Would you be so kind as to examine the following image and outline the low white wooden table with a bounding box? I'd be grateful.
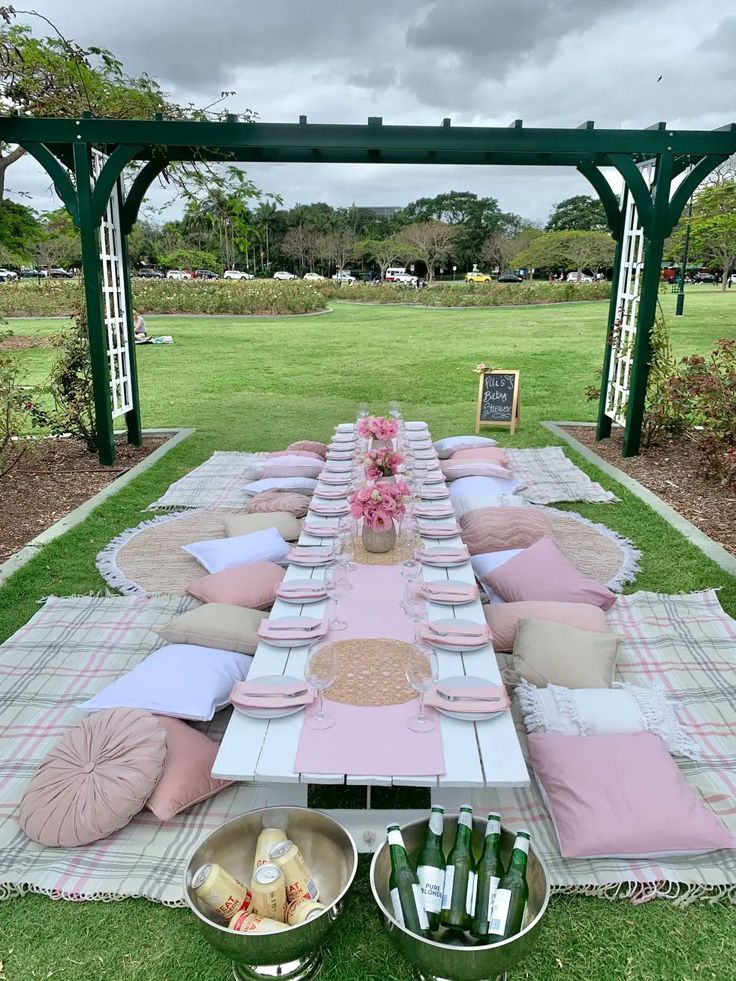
[213,424,529,850]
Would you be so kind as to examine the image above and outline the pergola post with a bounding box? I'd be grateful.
[116,182,142,446]
[596,199,626,440]
[72,141,116,466]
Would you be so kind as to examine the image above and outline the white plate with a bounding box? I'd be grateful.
[259,617,327,648]
[289,552,335,567]
[276,578,328,604]
[433,675,507,722]
[420,553,470,568]
[324,461,352,472]
[424,621,489,652]
[421,579,476,605]
[423,472,444,484]
[233,675,309,720]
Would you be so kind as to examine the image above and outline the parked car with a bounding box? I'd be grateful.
[49,267,74,278]
[137,267,164,279]
[0,268,18,282]
[195,268,219,280]
[166,269,192,280]
[303,272,326,281]
[497,272,523,283]
[223,269,254,280]
[692,271,716,284]
[273,270,297,281]
[391,272,418,286]
[384,266,409,282]
[566,272,594,283]
[19,267,39,279]
[332,270,357,283]
[465,271,491,283]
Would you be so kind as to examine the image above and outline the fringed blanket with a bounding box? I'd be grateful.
[507,446,617,504]
[146,451,267,511]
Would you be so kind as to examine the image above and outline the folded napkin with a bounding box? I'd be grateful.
[415,504,456,519]
[319,472,350,485]
[405,421,428,431]
[418,521,461,538]
[332,432,357,442]
[276,582,328,600]
[257,616,327,641]
[419,546,471,565]
[424,682,509,714]
[230,679,316,710]
[420,487,450,500]
[410,440,433,450]
[418,582,478,603]
[326,450,354,460]
[288,546,334,565]
[309,502,350,516]
[302,522,340,537]
[335,423,355,433]
[419,621,490,648]
[423,472,444,484]
[323,461,352,472]
[414,449,438,459]
[315,487,348,500]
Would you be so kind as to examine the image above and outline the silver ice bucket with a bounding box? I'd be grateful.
[184,805,358,980]
[370,815,550,981]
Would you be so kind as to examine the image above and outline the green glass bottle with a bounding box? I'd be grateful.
[440,805,475,931]
[386,824,430,938]
[416,806,446,931]
[488,830,530,942]
[469,812,504,940]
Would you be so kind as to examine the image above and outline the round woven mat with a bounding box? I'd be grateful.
[544,510,624,584]
[314,638,419,706]
[353,539,401,566]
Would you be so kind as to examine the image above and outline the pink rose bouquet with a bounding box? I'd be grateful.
[356,415,399,440]
[349,479,411,531]
[363,447,405,480]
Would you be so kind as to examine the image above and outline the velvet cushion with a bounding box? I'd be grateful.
[224,512,302,541]
[249,492,310,518]
[486,536,617,610]
[146,716,232,821]
[19,708,167,847]
[183,526,290,574]
[471,549,522,602]
[459,507,550,554]
[156,603,267,655]
[484,600,610,652]
[269,449,324,461]
[433,435,498,458]
[186,560,285,610]
[440,460,514,482]
[509,618,620,688]
[448,447,510,465]
[260,457,323,480]
[288,440,328,457]
[244,477,318,497]
[528,732,736,858]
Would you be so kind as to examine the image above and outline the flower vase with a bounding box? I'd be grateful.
[362,521,397,553]
[371,438,392,450]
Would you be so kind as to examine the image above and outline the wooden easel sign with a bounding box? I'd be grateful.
[475,370,521,434]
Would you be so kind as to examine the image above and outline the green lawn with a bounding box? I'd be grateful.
[0,290,735,981]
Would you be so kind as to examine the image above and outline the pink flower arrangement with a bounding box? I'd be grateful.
[363,447,405,480]
[349,479,411,531]
[356,415,399,440]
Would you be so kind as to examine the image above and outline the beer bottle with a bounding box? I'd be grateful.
[469,812,504,940]
[415,805,446,931]
[440,805,475,931]
[488,830,530,942]
[386,824,430,938]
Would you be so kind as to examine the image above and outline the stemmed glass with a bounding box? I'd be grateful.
[399,516,422,582]
[401,582,427,642]
[413,461,428,500]
[356,402,369,423]
[406,645,439,733]
[305,643,339,730]
[337,517,357,571]
[324,566,349,631]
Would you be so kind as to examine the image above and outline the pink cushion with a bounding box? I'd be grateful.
[186,560,285,609]
[261,458,323,480]
[269,449,324,461]
[449,447,510,465]
[19,708,167,847]
[249,492,310,517]
[146,716,232,821]
[459,507,550,555]
[288,440,328,458]
[529,732,736,858]
[486,536,617,610]
[485,601,609,652]
[440,460,514,482]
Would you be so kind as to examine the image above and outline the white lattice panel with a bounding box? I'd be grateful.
[92,149,132,419]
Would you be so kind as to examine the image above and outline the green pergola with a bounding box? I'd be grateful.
[2,112,734,464]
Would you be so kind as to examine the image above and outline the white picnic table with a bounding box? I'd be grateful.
[213,423,529,850]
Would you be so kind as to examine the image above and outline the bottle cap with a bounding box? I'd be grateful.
[254,864,282,886]
[487,812,501,822]
[430,805,445,813]
[459,804,473,812]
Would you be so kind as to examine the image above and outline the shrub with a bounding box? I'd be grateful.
[0,327,33,477]
[325,280,611,306]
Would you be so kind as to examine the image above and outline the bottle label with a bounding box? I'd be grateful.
[485,876,501,925]
[413,884,430,930]
[488,887,511,936]
[515,835,530,855]
[458,810,473,829]
[390,887,405,926]
[429,810,444,836]
[485,818,501,837]
[465,871,478,917]
[417,865,444,914]
[441,865,454,909]
[387,829,403,848]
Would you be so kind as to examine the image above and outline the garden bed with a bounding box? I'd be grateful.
[0,435,165,563]
[565,426,736,557]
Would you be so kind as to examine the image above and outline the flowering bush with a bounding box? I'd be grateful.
[323,280,611,307]
[349,479,411,530]
[356,415,398,440]
[362,447,404,479]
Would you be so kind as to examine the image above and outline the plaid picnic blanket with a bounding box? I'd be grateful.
[495,589,736,904]
[507,446,617,504]
[0,595,265,905]
[146,451,268,511]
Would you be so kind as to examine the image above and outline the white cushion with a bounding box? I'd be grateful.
[448,475,524,498]
[184,527,290,573]
[244,477,318,497]
[471,549,523,602]
[79,644,251,721]
[451,493,527,520]
[261,456,323,480]
[433,435,498,458]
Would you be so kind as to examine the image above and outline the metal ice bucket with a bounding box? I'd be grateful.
[370,815,550,981]
[184,805,358,981]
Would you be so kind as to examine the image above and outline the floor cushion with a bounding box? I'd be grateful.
[486,536,617,610]
[508,618,620,688]
[471,549,523,602]
[269,449,324,461]
[460,507,550,554]
[18,708,167,847]
[249,492,311,518]
[146,716,232,821]
[288,440,328,457]
[245,477,318,497]
[528,732,736,858]
[78,644,252,722]
[451,493,527,520]
[260,457,323,480]
[448,447,510,465]
[224,512,302,542]
[433,435,498,458]
[449,475,525,499]
[440,460,514,482]
[184,526,290,574]
[186,560,285,610]
[484,600,609,652]
[156,603,267,655]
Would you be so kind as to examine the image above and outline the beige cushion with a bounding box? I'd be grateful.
[459,507,549,555]
[224,512,302,542]
[157,603,266,654]
[507,618,620,689]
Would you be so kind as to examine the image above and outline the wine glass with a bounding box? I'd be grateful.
[401,582,427,635]
[324,566,349,631]
[413,461,428,497]
[337,517,357,571]
[305,643,339,730]
[356,402,369,422]
[406,645,439,733]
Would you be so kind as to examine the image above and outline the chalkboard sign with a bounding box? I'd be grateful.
[475,370,520,434]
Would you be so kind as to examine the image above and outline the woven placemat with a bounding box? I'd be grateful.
[314,638,419,706]
[353,538,402,566]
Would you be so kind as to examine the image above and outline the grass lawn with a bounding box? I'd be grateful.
[0,289,735,980]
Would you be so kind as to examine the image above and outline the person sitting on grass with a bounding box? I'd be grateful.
[133,310,173,345]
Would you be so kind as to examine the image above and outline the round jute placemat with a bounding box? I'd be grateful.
[314,638,420,706]
[353,539,402,566]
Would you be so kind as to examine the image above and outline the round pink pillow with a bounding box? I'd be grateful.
[287,440,328,458]
[19,708,167,847]
[249,491,311,517]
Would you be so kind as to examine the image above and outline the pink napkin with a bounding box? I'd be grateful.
[420,487,450,500]
[414,504,455,519]
[288,546,334,565]
[424,684,509,714]
[276,582,327,600]
[302,522,340,537]
[332,432,356,443]
[326,451,353,460]
[419,621,490,648]
[309,502,349,516]
[423,473,445,485]
[315,487,348,500]
[323,462,351,473]
[414,449,438,459]
[230,680,315,710]
[419,546,470,565]
[319,473,350,485]
[258,616,327,642]
[418,582,478,603]
[418,521,461,538]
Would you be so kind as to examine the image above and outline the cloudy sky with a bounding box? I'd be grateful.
[7,0,735,224]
